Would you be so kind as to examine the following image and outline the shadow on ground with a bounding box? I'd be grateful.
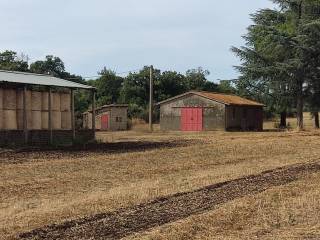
[0,140,195,164]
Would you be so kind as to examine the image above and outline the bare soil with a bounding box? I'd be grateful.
[0,140,194,164]
[19,162,320,240]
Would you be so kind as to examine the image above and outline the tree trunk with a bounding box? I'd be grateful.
[314,112,319,129]
[280,111,287,128]
[296,83,304,131]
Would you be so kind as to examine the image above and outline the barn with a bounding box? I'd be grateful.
[0,70,96,146]
[158,91,264,131]
[83,104,128,131]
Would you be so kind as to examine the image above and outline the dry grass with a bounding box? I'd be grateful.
[264,112,316,130]
[1,115,320,239]
[125,173,320,240]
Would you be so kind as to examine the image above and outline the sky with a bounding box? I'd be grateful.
[0,0,275,82]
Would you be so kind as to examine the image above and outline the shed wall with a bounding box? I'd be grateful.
[109,107,128,131]
[83,107,128,131]
[225,105,263,131]
[160,95,226,131]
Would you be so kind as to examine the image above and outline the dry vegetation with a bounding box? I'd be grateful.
[1,114,320,239]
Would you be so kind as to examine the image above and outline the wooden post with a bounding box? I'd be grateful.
[23,85,28,145]
[48,88,53,144]
[92,90,96,139]
[71,89,76,141]
[149,65,153,132]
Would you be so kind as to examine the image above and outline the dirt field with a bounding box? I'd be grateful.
[1,116,320,239]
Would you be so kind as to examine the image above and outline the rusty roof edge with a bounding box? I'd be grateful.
[198,92,265,107]
[156,91,264,107]
[193,91,231,106]
[156,91,199,106]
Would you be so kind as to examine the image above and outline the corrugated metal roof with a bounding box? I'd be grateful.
[0,70,94,89]
[157,91,264,106]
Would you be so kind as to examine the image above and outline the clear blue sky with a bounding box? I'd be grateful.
[0,0,275,82]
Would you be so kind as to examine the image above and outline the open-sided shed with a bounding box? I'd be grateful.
[0,70,96,145]
[157,91,264,131]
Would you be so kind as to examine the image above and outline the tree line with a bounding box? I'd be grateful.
[232,0,320,129]
[0,50,235,121]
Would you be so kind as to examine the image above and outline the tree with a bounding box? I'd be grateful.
[94,68,124,106]
[30,55,85,84]
[232,0,320,130]
[217,80,236,94]
[185,67,211,90]
[0,50,29,71]
[157,71,187,101]
[30,55,65,76]
[119,66,161,120]
[232,8,296,128]
[270,0,320,130]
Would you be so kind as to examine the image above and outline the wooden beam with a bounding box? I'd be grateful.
[71,89,75,141]
[48,88,53,144]
[23,85,28,145]
[92,90,96,139]
[149,65,153,132]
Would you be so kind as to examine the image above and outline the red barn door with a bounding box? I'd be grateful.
[101,114,109,130]
[181,108,203,131]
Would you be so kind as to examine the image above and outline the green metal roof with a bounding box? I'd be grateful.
[0,70,94,89]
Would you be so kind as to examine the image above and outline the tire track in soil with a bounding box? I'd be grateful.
[19,162,320,240]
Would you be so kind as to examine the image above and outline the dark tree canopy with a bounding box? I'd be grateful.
[0,51,29,72]
[233,0,320,129]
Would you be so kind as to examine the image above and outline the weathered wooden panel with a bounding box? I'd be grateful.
[41,112,49,129]
[3,110,17,129]
[3,89,17,110]
[31,91,42,111]
[61,111,72,130]
[52,111,61,130]
[60,93,71,112]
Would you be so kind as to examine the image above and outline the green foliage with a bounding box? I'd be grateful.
[157,71,187,101]
[30,55,65,76]
[232,0,320,127]
[93,68,124,106]
[217,80,236,94]
[0,50,28,71]
[185,67,212,90]
[29,55,85,84]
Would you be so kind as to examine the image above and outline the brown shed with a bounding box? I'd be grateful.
[157,91,264,131]
[83,104,128,131]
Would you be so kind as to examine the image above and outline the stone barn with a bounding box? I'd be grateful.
[83,104,128,131]
[0,70,96,146]
[157,91,264,131]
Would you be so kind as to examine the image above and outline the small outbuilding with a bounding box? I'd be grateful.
[83,104,128,131]
[0,70,96,146]
[157,91,264,131]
